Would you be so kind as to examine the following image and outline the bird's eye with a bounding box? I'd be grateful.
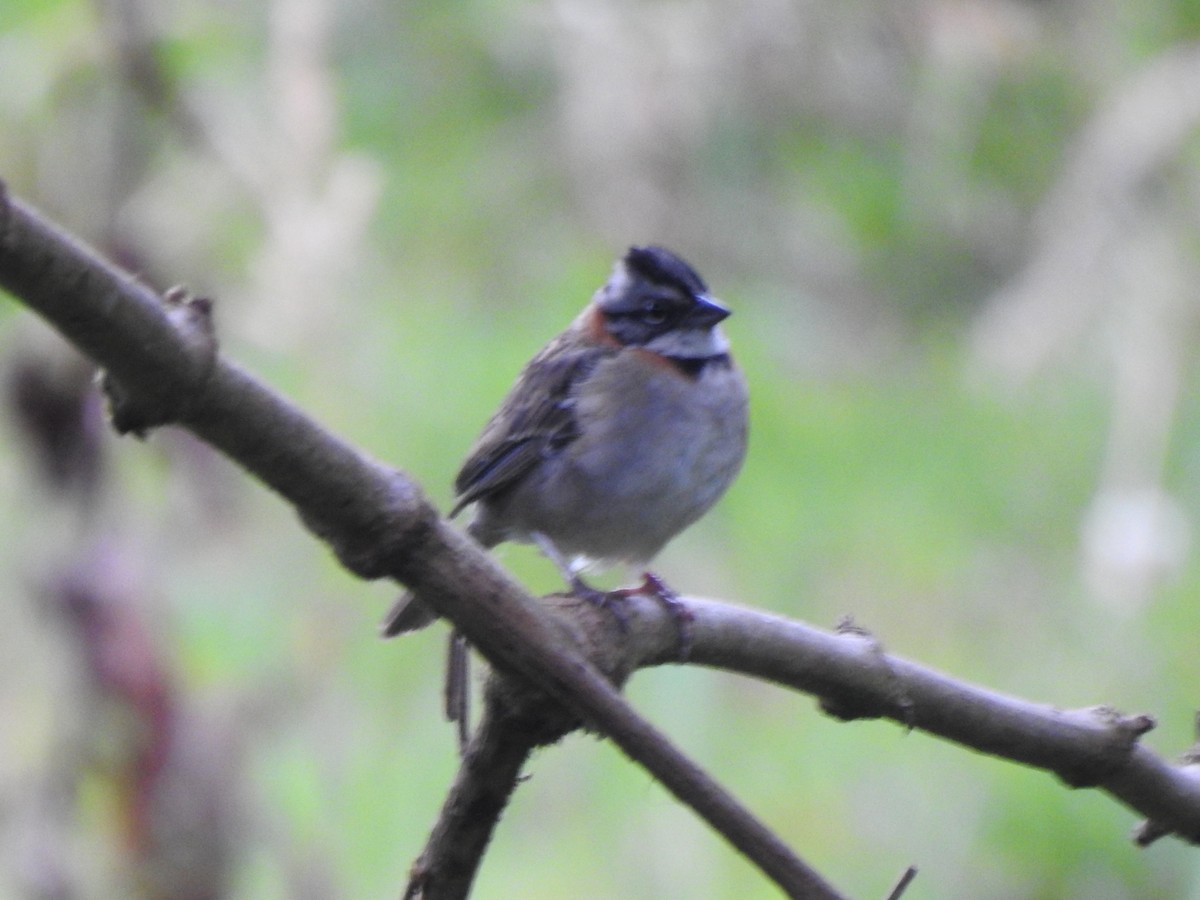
[641,300,669,325]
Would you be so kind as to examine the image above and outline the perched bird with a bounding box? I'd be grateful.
[381,245,748,637]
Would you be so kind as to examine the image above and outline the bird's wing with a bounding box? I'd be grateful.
[450,336,611,517]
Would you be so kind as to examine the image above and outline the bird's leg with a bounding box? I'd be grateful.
[529,530,589,590]
[532,532,630,631]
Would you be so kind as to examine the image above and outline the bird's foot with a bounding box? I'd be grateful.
[568,574,631,632]
[635,571,693,661]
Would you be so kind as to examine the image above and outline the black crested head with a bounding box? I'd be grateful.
[597,246,729,354]
[624,246,708,297]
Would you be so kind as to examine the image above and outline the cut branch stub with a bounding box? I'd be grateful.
[817,618,915,724]
[101,285,218,436]
[1051,707,1157,788]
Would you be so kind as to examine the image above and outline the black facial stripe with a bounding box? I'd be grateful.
[602,309,681,346]
[602,284,691,320]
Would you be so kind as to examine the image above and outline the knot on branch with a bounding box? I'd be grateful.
[298,470,441,581]
[819,617,914,725]
[296,468,441,580]
[1054,706,1156,788]
[1134,711,1200,847]
[1133,768,1200,848]
[101,285,217,436]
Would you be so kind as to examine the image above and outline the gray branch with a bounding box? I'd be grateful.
[619,590,1200,846]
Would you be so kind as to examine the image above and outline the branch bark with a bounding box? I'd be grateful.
[0,185,843,898]
[610,592,1200,845]
[405,594,620,899]
[404,584,1200,895]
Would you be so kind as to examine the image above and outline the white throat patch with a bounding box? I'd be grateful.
[644,325,730,359]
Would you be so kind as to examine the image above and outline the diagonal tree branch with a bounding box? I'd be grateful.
[0,184,843,899]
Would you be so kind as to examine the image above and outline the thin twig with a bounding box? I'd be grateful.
[882,865,918,900]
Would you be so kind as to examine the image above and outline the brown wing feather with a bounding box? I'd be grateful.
[450,332,612,517]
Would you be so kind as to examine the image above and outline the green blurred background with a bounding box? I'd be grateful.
[3,0,1200,897]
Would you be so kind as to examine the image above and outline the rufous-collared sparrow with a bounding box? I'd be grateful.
[381,245,748,636]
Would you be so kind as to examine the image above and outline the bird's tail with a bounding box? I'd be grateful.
[378,518,495,638]
[378,592,438,637]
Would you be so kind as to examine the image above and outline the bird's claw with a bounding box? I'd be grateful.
[569,575,631,632]
[564,570,693,660]
[637,571,693,661]
[599,572,694,660]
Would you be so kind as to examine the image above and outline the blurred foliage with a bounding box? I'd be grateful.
[4,0,1200,897]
